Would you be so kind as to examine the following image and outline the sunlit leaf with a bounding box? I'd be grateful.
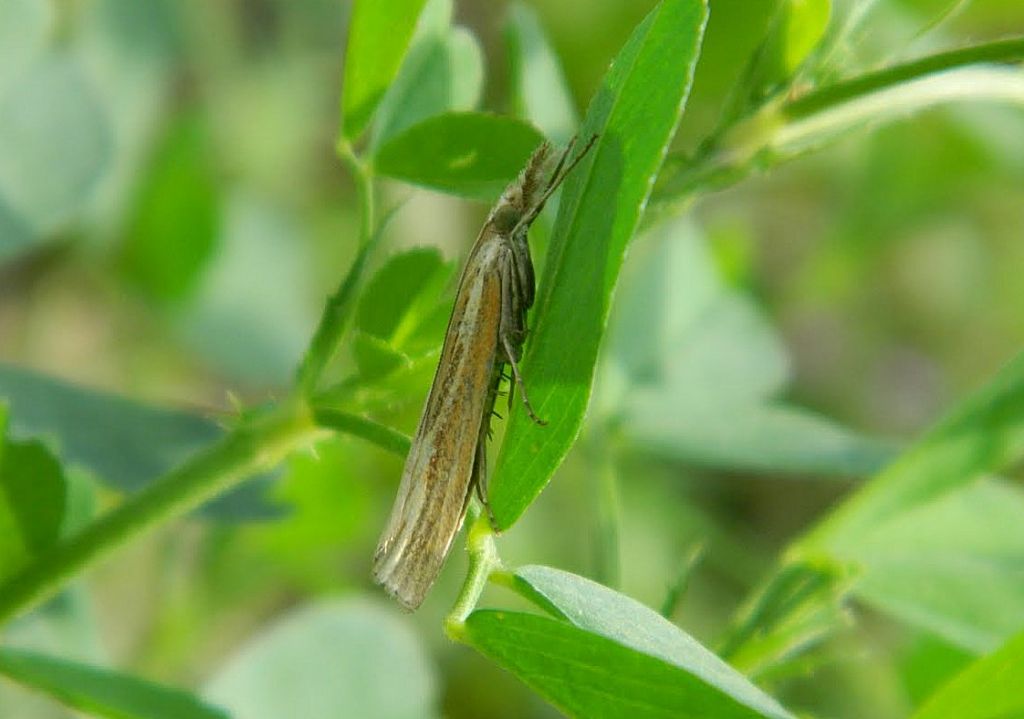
[490,0,709,529]
[375,112,544,200]
[340,0,428,141]
[464,565,795,719]
[911,628,1024,719]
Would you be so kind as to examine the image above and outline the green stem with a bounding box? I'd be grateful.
[295,140,377,396]
[445,507,502,640]
[788,36,1024,118]
[651,36,1024,215]
[311,405,411,456]
[0,402,321,625]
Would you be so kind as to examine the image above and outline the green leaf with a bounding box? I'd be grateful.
[356,248,454,350]
[624,403,896,478]
[352,332,412,381]
[465,565,794,719]
[489,0,709,529]
[801,349,1024,555]
[606,220,894,477]
[374,112,545,199]
[204,598,439,719]
[0,648,226,719]
[0,406,66,581]
[782,0,831,71]
[911,628,1024,719]
[370,21,484,152]
[119,112,220,303]
[506,2,578,145]
[0,54,112,239]
[340,0,428,141]
[850,478,1024,653]
[0,363,277,519]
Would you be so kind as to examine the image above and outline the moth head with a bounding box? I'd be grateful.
[489,142,555,233]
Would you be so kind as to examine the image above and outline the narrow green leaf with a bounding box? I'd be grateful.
[374,112,544,199]
[851,478,1024,653]
[912,628,1024,719]
[0,407,66,581]
[204,599,439,719]
[468,565,794,719]
[801,349,1024,555]
[0,648,227,719]
[0,363,277,519]
[506,2,578,145]
[489,0,709,529]
[340,0,428,141]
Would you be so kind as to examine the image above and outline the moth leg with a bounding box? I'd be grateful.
[471,422,497,527]
[499,257,547,426]
[472,366,503,529]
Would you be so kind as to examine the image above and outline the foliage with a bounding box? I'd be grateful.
[2,0,1024,717]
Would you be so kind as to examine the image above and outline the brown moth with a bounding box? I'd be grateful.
[373,135,597,610]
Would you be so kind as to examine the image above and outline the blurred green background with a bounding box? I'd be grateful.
[1,0,1024,717]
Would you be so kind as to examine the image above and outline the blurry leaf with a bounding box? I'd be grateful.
[0,0,51,93]
[490,0,709,529]
[0,363,278,520]
[375,112,545,199]
[465,565,794,719]
[801,349,1024,555]
[204,599,439,719]
[182,192,315,386]
[371,25,484,151]
[719,560,856,680]
[340,0,428,141]
[608,219,895,479]
[119,112,219,303]
[782,0,831,72]
[720,0,831,124]
[0,195,35,262]
[911,628,1024,719]
[352,247,454,381]
[506,2,578,145]
[0,648,227,719]
[625,403,897,478]
[0,55,112,238]
[899,633,973,707]
[851,478,1024,653]
[0,406,66,582]
[356,248,453,348]
[353,332,411,381]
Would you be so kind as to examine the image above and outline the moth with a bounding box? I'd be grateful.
[373,135,597,610]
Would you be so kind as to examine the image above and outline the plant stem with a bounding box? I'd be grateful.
[311,406,411,456]
[445,506,501,640]
[295,139,377,396]
[651,36,1024,215]
[0,402,322,625]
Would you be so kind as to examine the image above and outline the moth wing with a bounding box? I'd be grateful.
[372,241,504,610]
